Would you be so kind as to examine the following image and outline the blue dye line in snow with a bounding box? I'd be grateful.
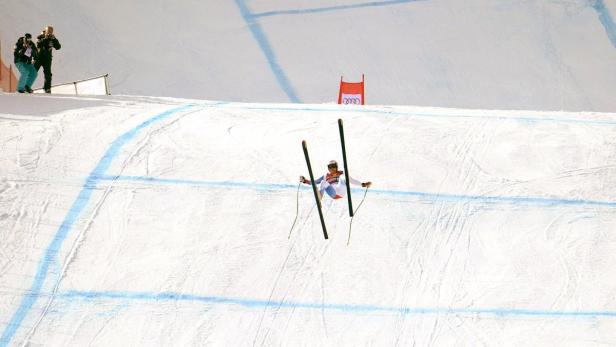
[234,0,300,103]
[216,104,616,126]
[95,175,616,208]
[0,104,195,347]
[591,0,616,48]
[253,0,422,18]
[60,289,616,318]
[97,175,296,191]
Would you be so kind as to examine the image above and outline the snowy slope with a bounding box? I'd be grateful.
[1,93,616,346]
[1,0,616,110]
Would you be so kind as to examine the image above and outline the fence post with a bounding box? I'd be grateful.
[104,74,110,95]
[74,81,78,95]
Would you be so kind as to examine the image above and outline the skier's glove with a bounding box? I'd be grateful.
[299,176,307,184]
[362,181,372,188]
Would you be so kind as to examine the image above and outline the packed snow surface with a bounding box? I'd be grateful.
[1,93,616,345]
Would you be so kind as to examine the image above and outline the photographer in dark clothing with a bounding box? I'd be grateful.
[35,26,61,93]
[13,33,38,93]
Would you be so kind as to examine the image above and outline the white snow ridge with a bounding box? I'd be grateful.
[2,1,616,346]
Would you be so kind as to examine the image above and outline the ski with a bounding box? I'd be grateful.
[338,119,354,217]
[302,140,329,239]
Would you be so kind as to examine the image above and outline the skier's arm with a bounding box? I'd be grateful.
[300,175,324,185]
[347,174,372,188]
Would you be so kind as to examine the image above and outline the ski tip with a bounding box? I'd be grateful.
[338,118,343,125]
[302,140,307,147]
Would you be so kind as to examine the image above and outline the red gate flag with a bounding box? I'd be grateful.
[338,74,365,105]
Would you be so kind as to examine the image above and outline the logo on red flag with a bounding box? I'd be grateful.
[338,74,365,105]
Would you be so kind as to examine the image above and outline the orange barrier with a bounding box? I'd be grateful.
[338,74,365,105]
[0,39,18,92]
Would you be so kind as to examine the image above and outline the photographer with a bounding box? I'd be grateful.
[13,33,38,93]
[35,26,61,93]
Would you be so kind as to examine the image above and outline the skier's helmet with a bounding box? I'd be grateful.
[328,160,338,169]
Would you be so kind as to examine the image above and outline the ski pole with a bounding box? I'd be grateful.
[347,186,370,245]
[288,182,301,239]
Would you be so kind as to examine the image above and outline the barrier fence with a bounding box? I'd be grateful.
[33,74,110,95]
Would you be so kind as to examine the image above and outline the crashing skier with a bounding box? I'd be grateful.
[300,160,371,200]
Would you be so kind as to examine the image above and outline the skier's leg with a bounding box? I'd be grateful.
[323,185,338,199]
[333,184,346,199]
[319,181,329,196]
[319,180,336,199]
